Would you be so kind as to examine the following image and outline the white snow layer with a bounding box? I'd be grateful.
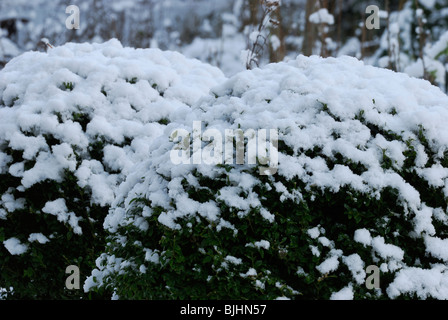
[0,38,224,187]
[3,39,448,300]
[309,8,335,25]
[42,198,82,235]
[88,53,448,300]
[3,237,28,255]
[330,283,354,300]
[27,233,50,244]
[0,39,225,241]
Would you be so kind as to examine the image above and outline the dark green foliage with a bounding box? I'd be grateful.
[61,82,75,91]
[0,101,117,299]
[0,170,111,299]
[91,130,448,299]
[126,77,138,84]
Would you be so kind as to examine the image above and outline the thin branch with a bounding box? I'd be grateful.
[246,0,280,70]
[386,0,393,70]
[414,0,428,80]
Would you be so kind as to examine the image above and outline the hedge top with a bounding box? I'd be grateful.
[89,53,448,299]
[0,39,225,207]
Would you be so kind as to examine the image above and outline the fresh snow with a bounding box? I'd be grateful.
[0,39,225,246]
[246,240,270,250]
[342,254,366,285]
[27,233,50,244]
[0,38,224,201]
[240,267,257,278]
[418,0,436,9]
[85,51,448,300]
[424,236,448,261]
[354,228,373,247]
[330,283,354,300]
[371,236,404,261]
[2,38,448,300]
[387,265,448,299]
[224,255,243,265]
[316,249,342,274]
[3,237,28,255]
[309,9,335,25]
[307,226,320,239]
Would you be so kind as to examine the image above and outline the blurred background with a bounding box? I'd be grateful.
[0,0,447,92]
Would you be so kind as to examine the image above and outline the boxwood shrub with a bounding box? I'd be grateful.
[0,39,224,299]
[86,55,448,300]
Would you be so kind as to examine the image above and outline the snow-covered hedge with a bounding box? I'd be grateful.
[86,55,448,300]
[0,39,224,298]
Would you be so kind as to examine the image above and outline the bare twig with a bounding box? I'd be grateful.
[40,38,54,50]
[336,0,342,55]
[319,0,329,57]
[414,0,429,80]
[386,0,393,70]
[361,9,366,59]
[246,0,280,70]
